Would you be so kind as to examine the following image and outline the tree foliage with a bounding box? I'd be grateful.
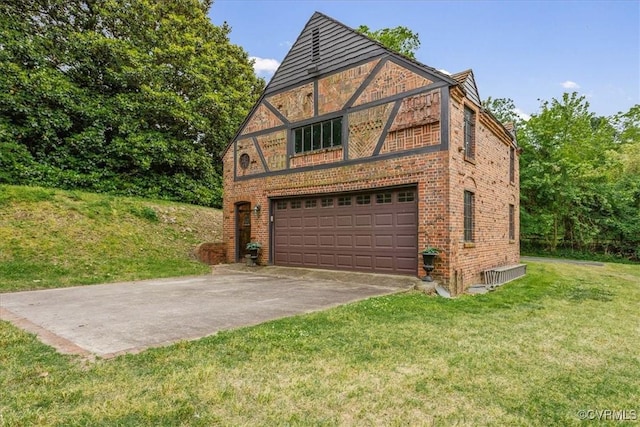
[356,25,420,59]
[0,0,263,207]
[485,94,640,259]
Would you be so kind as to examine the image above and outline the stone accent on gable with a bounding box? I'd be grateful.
[389,91,440,132]
[255,130,287,172]
[240,103,283,135]
[235,138,265,176]
[266,83,314,123]
[353,61,433,107]
[348,102,394,159]
[381,123,441,154]
[317,59,380,116]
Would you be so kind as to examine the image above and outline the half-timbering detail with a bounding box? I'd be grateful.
[240,103,284,135]
[266,82,315,123]
[348,102,394,159]
[223,12,521,296]
[255,130,287,172]
[389,91,440,132]
[381,123,441,154]
[235,138,265,176]
[317,59,380,115]
[353,60,433,107]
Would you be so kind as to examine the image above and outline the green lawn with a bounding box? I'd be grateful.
[0,185,220,292]
[1,261,638,426]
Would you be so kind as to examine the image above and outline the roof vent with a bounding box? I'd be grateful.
[312,28,320,62]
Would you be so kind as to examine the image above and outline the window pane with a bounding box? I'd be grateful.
[509,204,515,240]
[337,196,351,206]
[322,121,332,149]
[305,199,317,208]
[464,191,474,242]
[312,123,321,151]
[356,195,371,205]
[303,126,312,152]
[276,201,287,210]
[398,191,415,202]
[291,200,301,209]
[376,193,392,204]
[321,198,333,207]
[294,129,302,154]
[332,118,342,146]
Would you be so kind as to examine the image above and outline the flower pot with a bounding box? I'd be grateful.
[421,253,437,282]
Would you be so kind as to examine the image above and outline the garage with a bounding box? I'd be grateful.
[273,187,418,275]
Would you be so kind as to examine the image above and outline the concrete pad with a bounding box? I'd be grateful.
[0,266,412,358]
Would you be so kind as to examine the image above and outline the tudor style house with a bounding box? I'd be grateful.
[222,12,523,295]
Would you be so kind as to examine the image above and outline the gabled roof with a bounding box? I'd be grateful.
[264,11,457,95]
[452,69,480,106]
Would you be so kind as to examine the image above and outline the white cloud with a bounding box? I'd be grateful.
[250,57,280,77]
[514,108,531,122]
[561,80,580,89]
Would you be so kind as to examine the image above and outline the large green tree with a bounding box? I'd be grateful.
[0,0,263,206]
[485,94,640,258]
[356,25,420,59]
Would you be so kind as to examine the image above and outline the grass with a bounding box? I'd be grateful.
[0,184,221,292]
[1,261,639,425]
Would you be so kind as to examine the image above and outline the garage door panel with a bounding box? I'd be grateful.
[336,215,352,227]
[375,213,393,226]
[396,234,418,249]
[355,235,372,248]
[288,235,303,246]
[319,216,335,227]
[304,217,318,228]
[336,235,353,247]
[336,254,354,267]
[303,253,318,265]
[375,235,393,248]
[355,255,373,268]
[319,253,335,266]
[397,212,416,226]
[355,214,372,226]
[288,217,303,228]
[273,187,417,275]
[319,235,335,246]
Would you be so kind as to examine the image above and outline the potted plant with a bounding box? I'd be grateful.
[246,241,262,265]
[420,247,439,282]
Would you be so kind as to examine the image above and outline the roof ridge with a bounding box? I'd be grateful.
[310,11,457,85]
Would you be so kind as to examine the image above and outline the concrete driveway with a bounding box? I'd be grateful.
[0,265,415,358]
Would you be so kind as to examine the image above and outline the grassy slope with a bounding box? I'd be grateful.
[1,261,639,426]
[0,185,221,292]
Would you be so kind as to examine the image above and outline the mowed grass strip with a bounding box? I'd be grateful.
[1,261,638,426]
[0,185,221,292]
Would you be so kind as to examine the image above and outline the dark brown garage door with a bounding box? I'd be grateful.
[273,187,418,275]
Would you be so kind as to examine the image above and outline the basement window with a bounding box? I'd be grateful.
[293,117,342,155]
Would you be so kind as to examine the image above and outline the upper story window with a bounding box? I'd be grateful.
[463,106,476,161]
[293,117,342,155]
[509,146,515,183]
[509,204,515,241]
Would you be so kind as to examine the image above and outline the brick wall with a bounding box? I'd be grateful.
[446,89,520,294]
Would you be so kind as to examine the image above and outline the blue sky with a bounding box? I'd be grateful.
[209,0,639,119]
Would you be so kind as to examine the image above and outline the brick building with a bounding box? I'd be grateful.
[222,12,522,295]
